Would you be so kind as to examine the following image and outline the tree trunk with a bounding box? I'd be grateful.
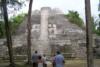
[1,0,15,67]
[85,0,94,67]
[27,0,33,64]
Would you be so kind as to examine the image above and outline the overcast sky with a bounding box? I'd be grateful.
[22,0,99,21]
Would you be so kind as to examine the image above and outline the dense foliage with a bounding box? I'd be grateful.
[96,3,100,35]
[92,16,100,36]
[0,0,26,38]
[65,10,100,36]
[10,14,26,34]
[96,22,100,36]
[91,17,97,33]
[64,10,84,27]
[0,14,26,38]
[0,21,5,38]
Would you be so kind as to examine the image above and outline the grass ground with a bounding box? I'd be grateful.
[0,59,100,67]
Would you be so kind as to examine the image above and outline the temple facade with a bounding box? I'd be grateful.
[30,7,86,58]
[0,7,88,58]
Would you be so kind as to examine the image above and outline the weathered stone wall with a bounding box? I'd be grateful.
[1,7,100,59]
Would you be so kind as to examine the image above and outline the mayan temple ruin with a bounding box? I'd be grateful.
[1,7,96,58]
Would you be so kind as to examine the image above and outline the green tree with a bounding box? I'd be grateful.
[10,14,25,34]
[1,0,26,67]
[0,14,26,38]
[65,10,84,27]
[1,0,15,67]
[96,22,100,35]
[0,0,25,38]
[91,8,100,36]
[91,17,96,33]
[91,16,100,36]
[97,1,100,35]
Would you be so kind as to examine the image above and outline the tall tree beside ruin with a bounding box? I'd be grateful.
[27,0,33,64]
[85,0,94,67]
[1,0,15,67]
